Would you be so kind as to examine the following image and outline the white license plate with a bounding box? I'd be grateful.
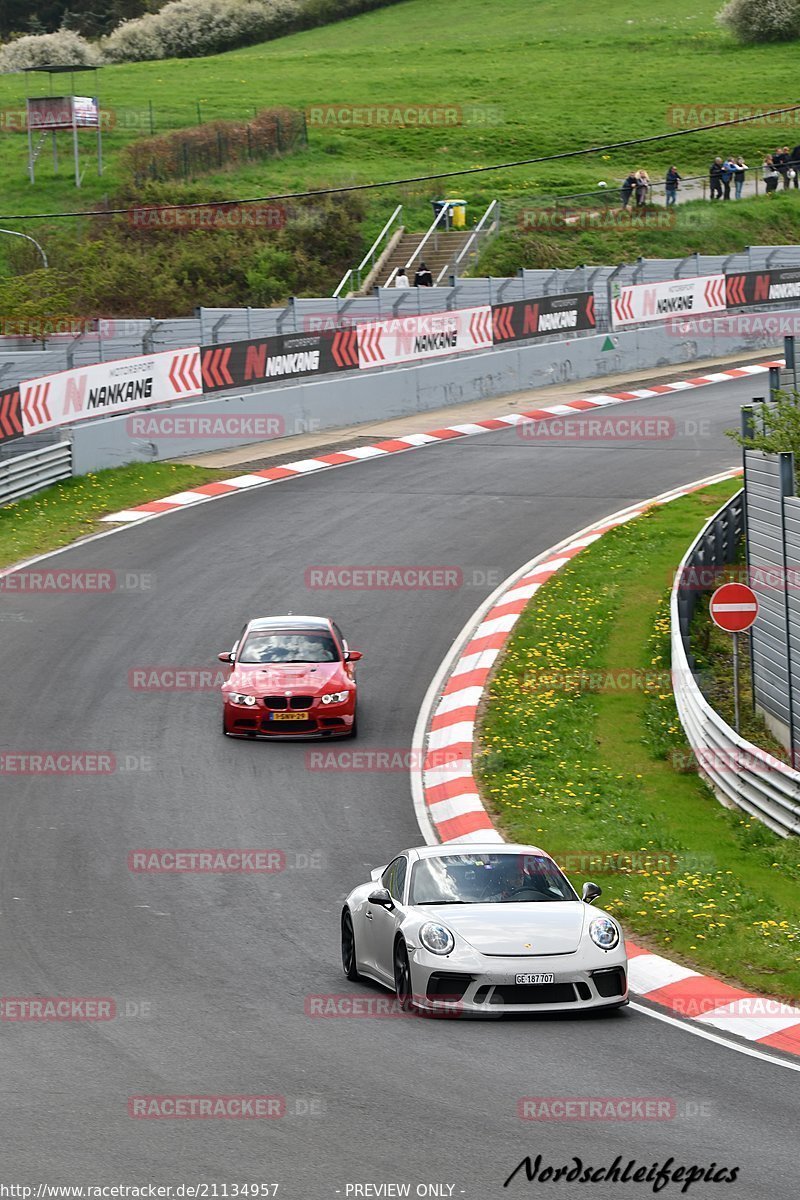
[515,973,555,985]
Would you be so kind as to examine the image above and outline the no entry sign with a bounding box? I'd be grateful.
[709,582,759,633]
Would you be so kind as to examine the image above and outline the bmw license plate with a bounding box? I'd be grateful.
[515,973,555,985]
[270,712,307,721]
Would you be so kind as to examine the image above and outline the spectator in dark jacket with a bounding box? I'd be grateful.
[773,146,789,188]
[721,157,736,200]
[414,261,433,287]
[620,172,636,208]
[665,166,682,206]
[791,144,800,189]
[709,157,724,200]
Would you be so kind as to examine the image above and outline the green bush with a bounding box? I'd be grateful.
[717,0,800,43]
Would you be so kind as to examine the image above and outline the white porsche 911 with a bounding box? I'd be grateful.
[341,844,628,1016]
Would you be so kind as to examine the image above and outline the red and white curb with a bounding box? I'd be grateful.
[410,468,800,1061]
[100,360,779,524]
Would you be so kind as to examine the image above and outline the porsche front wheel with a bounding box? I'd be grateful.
[341,909,361,981]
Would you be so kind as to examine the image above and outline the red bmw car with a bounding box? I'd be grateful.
[218,615,361,739]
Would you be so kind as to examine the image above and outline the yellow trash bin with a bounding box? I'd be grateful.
[448,199,467,228]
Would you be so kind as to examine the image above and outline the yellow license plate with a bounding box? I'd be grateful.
[270,712,307,721]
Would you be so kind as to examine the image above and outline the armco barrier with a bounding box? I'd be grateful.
[0,440,71,505]
[672,490,800,837]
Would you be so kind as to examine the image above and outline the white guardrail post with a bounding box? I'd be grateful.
[671,489,800,836]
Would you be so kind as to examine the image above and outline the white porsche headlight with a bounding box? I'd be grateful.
[419,922,455,955]
[589,916,620,950]
[321,691,349,705]
[229,692,257,706]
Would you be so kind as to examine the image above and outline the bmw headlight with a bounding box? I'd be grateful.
[419,922,455,955]
[321,691,349,705]
[229,692,257,706]
[589,916,620,950]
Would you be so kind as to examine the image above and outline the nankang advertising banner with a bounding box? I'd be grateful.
[726,268,800,309]
[357,307,493,368]
[200,330,352,394]
[20,347,201,436]
[611,275,726,329]
[492,292,595,343]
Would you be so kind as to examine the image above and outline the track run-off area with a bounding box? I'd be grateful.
[1,371,798,1198]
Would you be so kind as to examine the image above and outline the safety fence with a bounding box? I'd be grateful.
[672,489,800,837]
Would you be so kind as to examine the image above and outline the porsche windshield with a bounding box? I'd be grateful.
[410,853,577,904]
[238,631,339,664]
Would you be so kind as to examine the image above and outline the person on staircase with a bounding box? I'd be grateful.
[414,261,434,287]
[394,268,410,288]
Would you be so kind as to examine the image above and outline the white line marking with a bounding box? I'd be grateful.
[629,1002,800,1073]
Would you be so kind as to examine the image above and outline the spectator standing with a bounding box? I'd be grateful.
[709,157,724,200]
[394,268,410,288]
[790,143,800,189]
[620,172,636,208]
[635,169,650,206]
[773,146,789,188]
[414,261,433,287]
[763,154,780,195]
[732,156,748,200]
[721,157,736,200]
[665,166,681,206]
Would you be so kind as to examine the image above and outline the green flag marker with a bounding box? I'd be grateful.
[601,336,615,351]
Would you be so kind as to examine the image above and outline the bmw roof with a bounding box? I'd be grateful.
[248,615,331,630]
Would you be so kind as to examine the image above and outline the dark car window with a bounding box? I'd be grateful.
[382,857,406,902]
[238,631,338,664]
[410,853,578,905]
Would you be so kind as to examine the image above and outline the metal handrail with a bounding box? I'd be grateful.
[402,202,451,277]
[356,204,402,289]
[437,199,499,284]
[333,268,354,299]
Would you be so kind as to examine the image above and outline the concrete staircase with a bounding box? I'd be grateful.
[374,230,473,288]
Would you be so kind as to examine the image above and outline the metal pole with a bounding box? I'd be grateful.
[72,106,80,188]
[733,632,741,734]
[784,334,797,393]
[26,99,34,184]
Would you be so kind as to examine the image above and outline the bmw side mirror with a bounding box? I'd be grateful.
[217,651,233,663]
[367,887,394,909]
[582,881,602,904]
[346,650,363,662]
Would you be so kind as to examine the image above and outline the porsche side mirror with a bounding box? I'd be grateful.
[367,887,394,909]
[346,649,363,661]
[582,881,602,904]
[217,651,233,663]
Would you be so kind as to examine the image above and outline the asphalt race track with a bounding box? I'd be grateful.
[1,375,798,1198]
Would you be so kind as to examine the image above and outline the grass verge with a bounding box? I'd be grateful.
[0,461,228,569]
[476,479,800,1001]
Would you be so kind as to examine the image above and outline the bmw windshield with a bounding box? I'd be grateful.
[410,853,578,904]
[238,631,339,664]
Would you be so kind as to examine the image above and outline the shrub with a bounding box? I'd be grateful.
[100,0,407,62]
[101,0,302,62]
[717,0,800,43]
[0,29,99,71]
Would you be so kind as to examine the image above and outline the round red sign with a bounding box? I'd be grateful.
[709,582,759,633]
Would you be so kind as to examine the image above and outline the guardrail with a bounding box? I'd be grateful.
[671,489,800,836]
[0,440,71,506]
